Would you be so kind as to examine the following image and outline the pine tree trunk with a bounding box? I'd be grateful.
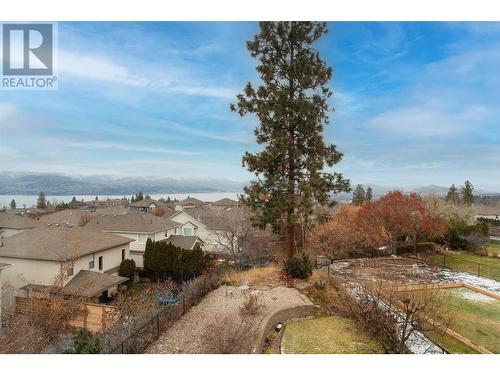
[286,31,296,261]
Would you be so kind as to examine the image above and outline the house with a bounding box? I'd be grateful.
[168,205,248,253]
[0,212,42,238]
[0,225,133,311]
[88,213,181,268]
[211,198,241,207]
[159,235,204,250]
[475,205,500,221]
[129,198,163,213]
[174,196,207,211]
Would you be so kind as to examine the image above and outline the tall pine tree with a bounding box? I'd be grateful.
[365,186,373,202]
[352,184,366,206]
[445,184,460,205]
[231,22,350,259]
[37,192,47,209]
[461,180,474,206]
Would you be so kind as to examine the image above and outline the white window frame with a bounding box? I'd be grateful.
[183,227,193,236]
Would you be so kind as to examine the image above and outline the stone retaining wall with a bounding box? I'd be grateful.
[253,303,314,353]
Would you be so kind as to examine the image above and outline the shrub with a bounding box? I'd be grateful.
[314,280,326,290]
[119,259,136,282]
[283,252,312,279]
[73,329,101,354]
[202,316,255,354]
[240,294,263,317]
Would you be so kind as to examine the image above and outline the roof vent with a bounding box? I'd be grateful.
[55,223,60,227]
[47,223,52,226]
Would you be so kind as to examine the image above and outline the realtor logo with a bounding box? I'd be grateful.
[1,22,58,90]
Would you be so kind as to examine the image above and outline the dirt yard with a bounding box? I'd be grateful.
[146,285,312,354]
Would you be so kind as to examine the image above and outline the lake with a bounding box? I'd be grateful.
[0,192,242,208]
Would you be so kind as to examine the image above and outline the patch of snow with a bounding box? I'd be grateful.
[438,268,500,294]
[451,288,497,303]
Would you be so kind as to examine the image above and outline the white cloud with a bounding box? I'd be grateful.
[58,49,237,99]
[367,105,489,137]
[59,50,149,87]
[66,141,203,156]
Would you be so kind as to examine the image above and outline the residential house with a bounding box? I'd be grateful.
[0,212,42,238]
[129,198,164,213]
[174,196,207,211]
[210,198,241,207]
[168,205,248,253]
[0,225,133,311]
[88,213,181,268]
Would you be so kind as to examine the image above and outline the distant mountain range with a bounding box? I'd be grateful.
[0,172,498,197]
[0,172,244,195]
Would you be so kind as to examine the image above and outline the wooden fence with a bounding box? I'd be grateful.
[15,297,118,333]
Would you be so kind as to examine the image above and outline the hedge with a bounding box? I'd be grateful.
[144,238,210,282]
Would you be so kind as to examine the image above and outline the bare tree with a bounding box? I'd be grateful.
[0,261,86,353]
[330,278,451,354]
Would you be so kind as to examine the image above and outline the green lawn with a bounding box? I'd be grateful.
[404,288,500,353]
[485,241,500,257]
[281,316,385,354]
[429,253,500,281]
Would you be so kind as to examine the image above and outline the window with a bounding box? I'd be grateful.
[89,254,95,269]
[138,233,154,243]
[67,266,74,277]
[183,227,193,236]
[98,256,103,271]
[121,249,125,261]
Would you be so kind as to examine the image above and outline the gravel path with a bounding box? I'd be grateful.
[146,285,311,354]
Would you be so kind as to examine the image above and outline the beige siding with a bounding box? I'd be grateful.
[170,212,233,252]
[0,244,129,311]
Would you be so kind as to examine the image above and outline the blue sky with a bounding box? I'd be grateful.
[1,22,499,190]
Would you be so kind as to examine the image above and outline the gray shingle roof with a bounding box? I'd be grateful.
[62,270,128,297]
[129,198,161,208]
[159,235,204,250]
[0,212,42,230]
[183,206,249,230]
[0,225,133,261]
[88,213,179,233]
[212,198,240,206]
[179,197,206,206]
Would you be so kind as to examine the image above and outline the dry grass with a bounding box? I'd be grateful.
[223,266,282,288]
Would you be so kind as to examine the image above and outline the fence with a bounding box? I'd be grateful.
[409,253,500,282]
[15,297,118,333]
[100,269,222,354]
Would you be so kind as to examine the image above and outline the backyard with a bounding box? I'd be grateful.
[400,287,500,353]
